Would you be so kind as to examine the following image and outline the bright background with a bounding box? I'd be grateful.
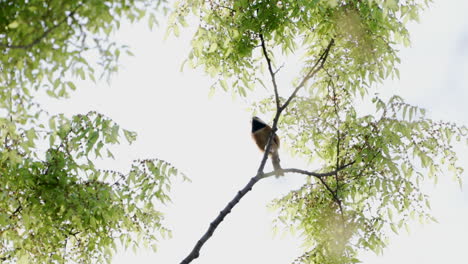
[39,1,468,263]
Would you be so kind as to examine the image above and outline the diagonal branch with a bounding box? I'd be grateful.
[180,174,261,264]
[179,162,353,264]
[280,38,335,112]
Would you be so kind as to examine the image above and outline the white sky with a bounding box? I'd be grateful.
[40,1,468,263]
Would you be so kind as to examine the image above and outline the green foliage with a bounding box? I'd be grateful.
[173,0,467,263]
[270,93,466,262]
[171,0,429,97]
[0,111,186,263]
[0,0,166,118]
[0,0,188,263]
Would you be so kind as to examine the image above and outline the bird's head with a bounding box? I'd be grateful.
[252,116,266,124]
[251,116,268,132]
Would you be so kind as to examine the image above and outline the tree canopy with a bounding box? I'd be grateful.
[0,0,466,264]
[1,1,187,263]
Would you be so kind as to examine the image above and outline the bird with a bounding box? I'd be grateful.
[251,116,283,176]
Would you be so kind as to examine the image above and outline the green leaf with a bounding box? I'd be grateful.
[67,81,77,91]
[86,131,99,153]
[8,21,19,29]
[220,79,229,91]
[123,129,137,143]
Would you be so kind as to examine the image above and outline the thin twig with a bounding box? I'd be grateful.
[259,33,281,110]
[329,79,341,192]
[317,176,345,220]
[260,162,355,180]
[273,64,285,75]
[324,72,346,224]
[280,39,335,112]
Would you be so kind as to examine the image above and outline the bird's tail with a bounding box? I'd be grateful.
[271,151,283,177]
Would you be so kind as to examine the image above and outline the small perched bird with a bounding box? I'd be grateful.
[251,116,283,176]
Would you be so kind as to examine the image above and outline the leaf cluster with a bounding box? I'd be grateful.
[269,90,467,262]
[0,0,166,119]
[170,0,429,97]
[0,111,186,263]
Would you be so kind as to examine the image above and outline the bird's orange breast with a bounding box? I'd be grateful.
[252,126,279,153]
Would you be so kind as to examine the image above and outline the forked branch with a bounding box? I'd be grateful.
[180,38,336,264]
[179,163,353,264]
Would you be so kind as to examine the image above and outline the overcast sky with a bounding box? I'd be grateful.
[41,1,468,263]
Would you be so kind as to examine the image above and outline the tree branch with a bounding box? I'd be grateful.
[9,205,22,219]
[317,176,345,221]
[181,37,338,264]
[280,38,335,112]
[179,161,353,264]
[180,175,261,264]
[329,79,341,193]
[259,33,281,110]
[260,162,355,180]
[256,32,286,176]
